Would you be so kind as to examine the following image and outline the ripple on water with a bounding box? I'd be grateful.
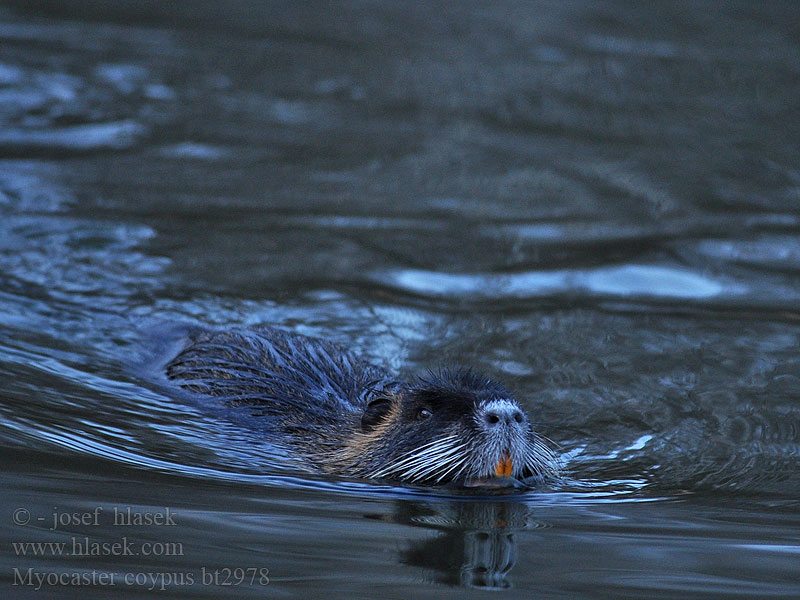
[377,263,728,303]
[0,120,149,154]
[0,25,176,156]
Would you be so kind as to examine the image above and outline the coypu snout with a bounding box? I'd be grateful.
[476,399,531,481]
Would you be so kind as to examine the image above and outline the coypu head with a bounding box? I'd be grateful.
[349,369,559,487]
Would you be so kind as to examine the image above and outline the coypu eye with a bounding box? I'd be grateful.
[417,408,432,420]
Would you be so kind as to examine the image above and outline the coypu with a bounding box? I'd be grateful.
[165,325,559,487]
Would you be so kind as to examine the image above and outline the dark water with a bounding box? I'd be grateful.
[1,1,799,597]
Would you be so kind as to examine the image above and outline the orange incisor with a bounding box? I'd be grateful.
[494,452,513,477]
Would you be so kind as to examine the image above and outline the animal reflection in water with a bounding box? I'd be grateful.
[380,500,529,589]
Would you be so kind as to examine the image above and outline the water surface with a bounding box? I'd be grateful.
[1,1,799,598]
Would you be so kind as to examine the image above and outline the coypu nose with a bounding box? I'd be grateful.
[482,400,525,428]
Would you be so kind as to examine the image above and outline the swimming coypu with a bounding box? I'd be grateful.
[165,326,559,487]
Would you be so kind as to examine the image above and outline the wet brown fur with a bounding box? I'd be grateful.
[166,326,560,484]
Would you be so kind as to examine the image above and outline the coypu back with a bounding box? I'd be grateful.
[166,326,401,451]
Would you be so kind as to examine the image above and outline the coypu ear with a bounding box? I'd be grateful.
[361,397,393,432]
